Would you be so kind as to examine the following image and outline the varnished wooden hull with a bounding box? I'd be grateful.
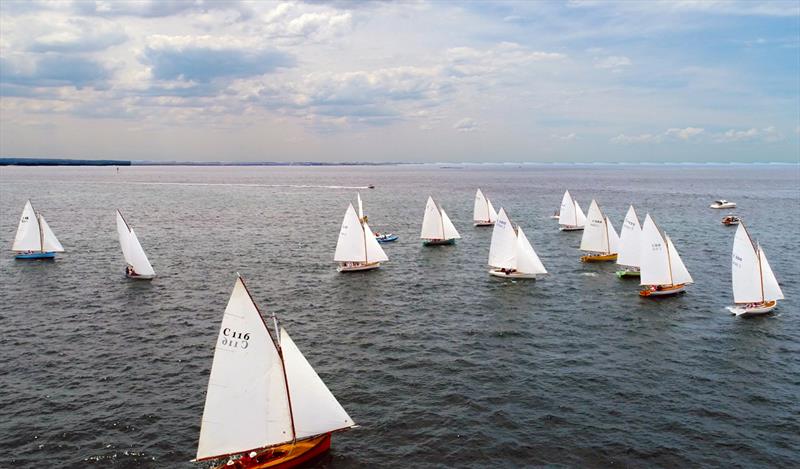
[580,253,617,263]
[212,434,332,469]
[337,262,381,272]
[639,284,687,297]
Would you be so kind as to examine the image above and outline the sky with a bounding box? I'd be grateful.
[0,0,798,163]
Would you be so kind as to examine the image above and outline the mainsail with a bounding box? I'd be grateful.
[116,210,155,277]
[617,206,642,268]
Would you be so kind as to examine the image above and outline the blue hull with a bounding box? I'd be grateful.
[377,234,399,243]
[15,252,56,260]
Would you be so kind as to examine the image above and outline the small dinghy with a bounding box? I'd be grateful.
[550,210,560,220]
[615,205,642,277]
[487,208,547,279]
[334,201,388,272]
[420,196,461,245]
[558,190,586,231]
[639,214,693,297]
[727,223,783,317]
[12,200,64,260]
[710,199,736,209]
[579,200,620,262]
[195,275,355,469]
[374,233,398,243]
[473,188,498,226]
[721,215,740,226]
[116,210,156,280]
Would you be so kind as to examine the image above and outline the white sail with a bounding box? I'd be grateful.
[617,206,642,268]
[558,190,577,227]
[666,235,693,285]
[487,199,498,223]
[515,227,547,275]
[362,220,388,262]
[116,211,155,276]
[731,224,764,303]
[38,215,64,252]
[420,196,443,240]
[334,204,366,262]
[197,277,293,461]
[488,208,516,269]
[639,214,672,286]
[606,216,620,254]
[574,200,587,227]
[757,244,783,302]
[579,200,608,253]
[12,200,41,252]
[280,328,355,439]
[474,189,489,223]
[357,192,364,220]
[440,208,461,240]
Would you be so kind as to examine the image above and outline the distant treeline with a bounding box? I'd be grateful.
[1,158,132,166]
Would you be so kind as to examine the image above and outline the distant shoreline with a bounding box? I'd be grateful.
[0,157,796,167]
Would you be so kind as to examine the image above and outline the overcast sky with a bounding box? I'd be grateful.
[1,0,798,162]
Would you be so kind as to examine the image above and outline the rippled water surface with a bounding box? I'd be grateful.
[1,164,798,468]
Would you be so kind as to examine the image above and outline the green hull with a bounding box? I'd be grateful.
[616,270,640,278]
[423,238,456,246]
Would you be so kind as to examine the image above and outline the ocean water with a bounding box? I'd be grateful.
[0,164,798,468]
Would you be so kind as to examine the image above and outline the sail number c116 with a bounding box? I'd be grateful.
[221,328,250,349]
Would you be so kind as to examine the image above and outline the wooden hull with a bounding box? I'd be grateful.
[728,300,777,317]
[422,238,456,246]
[580,253,617,263]
[721,220,739,226]
[639,284,687,297]
[473,221,494,227]
[337,262,381,272]
[559,225,583,231]
[488,268,538,279]
[213,434,332,469]
[615,269,640,278]
[15,252,56,260]
[126,272,155,280]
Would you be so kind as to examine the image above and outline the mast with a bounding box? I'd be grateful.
[741,222,764,303]
[362,221,369,263]
[38,213,44,253]
[604,217,610,254]
[664,233,674,286]
[239,275,296,442]
[438,202,445,239]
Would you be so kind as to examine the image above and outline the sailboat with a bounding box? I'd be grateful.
[615,205,642,277]
[420,196,461,245]
[196,275,355,469]
[579,200,620,262]
[473,188,498,226]
[487,208,547,279]
[558,190,586,231]
[116,210,156,280]
[357,192,398,243]
[638,214,693,297]
[727,223,784,316]
[11,200,64,259]
[334,202,388,272]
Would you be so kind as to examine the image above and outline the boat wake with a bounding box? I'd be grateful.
[581,272,598,277]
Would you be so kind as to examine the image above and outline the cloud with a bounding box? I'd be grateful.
[26,18,127,53]
[142,36,295,82]
[73,0,217,18]
[593,55,632,71]
[0,54,110,89]
[611,126,704,144]
[454,118,478,132]
[568,0,800,18]
[551,132,577,141]
[714,126,784,142]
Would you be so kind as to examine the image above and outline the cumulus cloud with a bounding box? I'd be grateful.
[453,118,478,132]
[714,126,783,142]
[0,54,110,89]
[665,126,704,140]
[593,55,632,71]
[551,132,577,141]
[611,126,704,144]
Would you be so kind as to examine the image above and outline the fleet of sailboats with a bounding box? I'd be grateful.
[558,190,586,231]
[579,200,620,262]
[728,223,783,316]
[615,206,642,277]
[487,208,547,279]
[420,196,461,245]
[473,188,498,226]
[638,214,693,297]
[11,200,64,259]
[116,210,156,280]
[334,201,388,272]
[196,275,355,468]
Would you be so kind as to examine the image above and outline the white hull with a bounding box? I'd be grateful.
[126,273,155,280]
[337,262,381,272]
[550,215,560,219]
[559,225,584,231]
[488,269,538,279]
[727,302,777,317]
[710,203,736,209]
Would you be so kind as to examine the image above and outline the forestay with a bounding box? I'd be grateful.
[617,206,642,268]
[280,328,355,439]
[196,277,293,461]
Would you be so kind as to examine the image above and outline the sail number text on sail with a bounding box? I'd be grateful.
[650,241,663,251]
[220,328,251,349]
